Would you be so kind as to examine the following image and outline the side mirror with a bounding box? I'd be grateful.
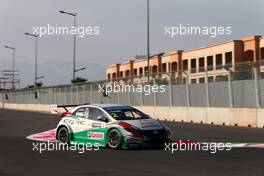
[97,116,108,122]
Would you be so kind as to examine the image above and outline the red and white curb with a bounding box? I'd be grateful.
[229,143,264,148]
[26,129,57,142]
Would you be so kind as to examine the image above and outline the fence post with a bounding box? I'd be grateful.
[128,88,131,105]
[183,72,190,107]
[153,83,157,106]
[77,86,80,104]
[227,70,233,107]
[205,70,210,107]
[169,78,173,106]
[90,84,93,104]
[140,83,144,106]
[82,85,86,104]
[70,86,74,105]
[64,87,67,105]
[117,88,120,104]
[96,83,101,104]
[253,68,261,107]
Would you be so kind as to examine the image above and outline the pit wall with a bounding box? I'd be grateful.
[1,103,264,128]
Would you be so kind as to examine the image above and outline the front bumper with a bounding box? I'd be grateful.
[122,130,170,149]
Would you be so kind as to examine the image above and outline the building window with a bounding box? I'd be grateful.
[225,52,232,68]
[152,65,158,74]
[125,70,130,77]
[108,74,111,81]
[133,69,137,76]
[207,56,213,71]
[191,79,197,84]
[119,71,123,78]
[243,50,254,61]
[139,67,143,76]
[261,47,264,61]
[199,57,205,72]
[208,76,214,82]
[216,54,223,70]
[191,59,196,73]
[113,73,117,80]
[162,63,167,73]
[199,77,205,83]
[183,60,188,71]
[144,66,149,75]
[171,62,177,72]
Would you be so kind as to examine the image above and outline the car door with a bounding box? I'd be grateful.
[86,107,109,146]
[70,107,91,142]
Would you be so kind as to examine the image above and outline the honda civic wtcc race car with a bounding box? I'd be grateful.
[55,104,173,149]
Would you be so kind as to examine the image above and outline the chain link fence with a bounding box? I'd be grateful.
[1,61,264,108]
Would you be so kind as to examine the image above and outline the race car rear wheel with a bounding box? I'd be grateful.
[57,127,69,144]
[108,129,122,149]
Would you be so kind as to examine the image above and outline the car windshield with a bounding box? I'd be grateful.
[104,107,150,120]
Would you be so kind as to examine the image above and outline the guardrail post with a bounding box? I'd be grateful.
[253,68,261,108]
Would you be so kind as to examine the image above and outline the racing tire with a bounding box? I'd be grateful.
[57,127,70,144]
[108,129,122,149]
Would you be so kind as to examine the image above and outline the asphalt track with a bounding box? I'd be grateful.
[1,109,264,176]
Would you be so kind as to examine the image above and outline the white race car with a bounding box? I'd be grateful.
[55,104,173,149]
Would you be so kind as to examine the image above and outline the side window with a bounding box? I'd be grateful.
[124,111,134,119]
[89,107,107,121]
[73,107,89,118]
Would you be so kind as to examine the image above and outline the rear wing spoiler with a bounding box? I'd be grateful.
[50,103,90,114]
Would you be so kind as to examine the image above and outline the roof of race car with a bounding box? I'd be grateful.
[92,104,130,108]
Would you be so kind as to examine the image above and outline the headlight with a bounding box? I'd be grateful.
[158,121,173,139]
[165,127,173,139]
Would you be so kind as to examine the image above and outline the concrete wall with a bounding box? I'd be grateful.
[134,106,264,128]
[0,103,51,113]
[1,103,264,128]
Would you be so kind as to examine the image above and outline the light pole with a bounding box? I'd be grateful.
[59,10,85,81]
[4,45,16,89]
[25,32,44,85]
[147,0,150,83]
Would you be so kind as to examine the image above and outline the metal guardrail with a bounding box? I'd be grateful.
[1,61,264,108]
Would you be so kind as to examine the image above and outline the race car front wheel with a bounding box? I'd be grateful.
[57,127,69,144]
[108,129,122,149]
